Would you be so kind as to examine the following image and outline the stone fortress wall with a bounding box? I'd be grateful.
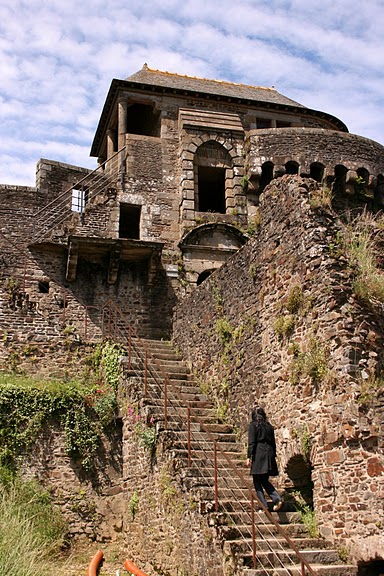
[173,174,384,563]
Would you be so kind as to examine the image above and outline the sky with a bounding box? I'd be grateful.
[1,0,383,187]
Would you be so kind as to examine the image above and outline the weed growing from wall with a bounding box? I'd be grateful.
[274,315,295,339]
[357,373,384,407]
[309,185,333,211]
[126,405,157,453]
[344,211,384,305]
[291,490,319,538]
[129,490,139,520]
[292,426,311,461]
[289,337,329,386]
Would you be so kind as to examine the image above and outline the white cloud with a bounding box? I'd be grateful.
[0,0,383,187]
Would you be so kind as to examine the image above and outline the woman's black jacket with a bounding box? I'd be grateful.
[247,419,279,477]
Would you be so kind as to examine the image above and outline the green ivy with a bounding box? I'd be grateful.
[100,341,123,389]
[0,341,121,472]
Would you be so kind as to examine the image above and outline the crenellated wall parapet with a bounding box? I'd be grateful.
[249,128,384,175]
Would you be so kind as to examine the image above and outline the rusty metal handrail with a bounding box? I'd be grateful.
[101,300,317,576]
[87,550,104,576]
[32,148,126,243]
[124,559,150,576]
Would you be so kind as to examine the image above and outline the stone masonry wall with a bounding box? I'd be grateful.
[121,377,225,576]
[173,175,384,562]
[22,418,123,542]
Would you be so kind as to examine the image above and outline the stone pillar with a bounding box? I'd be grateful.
[107,129,115,158]
[118,99,127,151]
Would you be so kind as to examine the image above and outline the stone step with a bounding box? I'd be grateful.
[218,523,311,539]
[170,439,242,454]
[242,564,357,576]
[219,509,303,525]
[224,537,329,554]
[169,449,246,467]
[240,548,341,568]
[124,367,191,379]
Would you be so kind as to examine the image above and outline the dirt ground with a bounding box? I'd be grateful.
[53,538,129,575]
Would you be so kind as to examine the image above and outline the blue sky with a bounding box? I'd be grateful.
[1,0,383,186]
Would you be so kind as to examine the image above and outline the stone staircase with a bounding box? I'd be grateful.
[123,337,358,576]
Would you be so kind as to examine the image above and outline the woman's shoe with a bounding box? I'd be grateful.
[273,499,283,511]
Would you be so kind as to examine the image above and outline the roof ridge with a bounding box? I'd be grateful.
[141,64,276,93]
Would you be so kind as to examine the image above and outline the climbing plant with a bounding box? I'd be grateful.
[0,340,122,472]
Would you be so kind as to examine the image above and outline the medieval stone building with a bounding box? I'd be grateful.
[1,64,383,345]
[1,66,383,574]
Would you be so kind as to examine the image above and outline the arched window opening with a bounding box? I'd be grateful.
[195,141,231,214]
[310,162,325,183]
[197,166,226,213]
[285,161,299,175]
[333,164,348,194]
[259,161,274,193]
[356,167,370,194]
[127,103,160,137]
[197,269,216,285]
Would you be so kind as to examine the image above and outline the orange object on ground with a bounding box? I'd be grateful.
[124,559,149,576]
[87,550,104,576]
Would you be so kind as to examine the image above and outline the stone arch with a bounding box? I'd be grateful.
[285,160,299,175]
[194,140,233,214]
[180,222,248,249]
[310,162,325,183]
[333,164,348,194]
[179,222,248,287]
[259,161,274,193]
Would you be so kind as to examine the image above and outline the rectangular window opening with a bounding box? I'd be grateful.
[71,187,89,212]
[38,281,50,293]
[256,118,272,129]
[119,204,141,239]
[197,166,226,214]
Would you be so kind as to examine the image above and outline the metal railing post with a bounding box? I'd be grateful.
[144,350,148,397]
[251,493,257,570]
[127,325,131,370]
[62,288,66,324]
[164,377,168,430]
[214,440,218,513]
[187,407,191,468]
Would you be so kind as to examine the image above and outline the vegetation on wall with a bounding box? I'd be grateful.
[289,336,329,386]
[345,211,384,305]
[0,341,122,472]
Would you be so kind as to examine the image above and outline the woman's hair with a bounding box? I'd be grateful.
[251,406,267,422]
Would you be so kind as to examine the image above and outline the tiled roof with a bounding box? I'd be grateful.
[126,65,305,108]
